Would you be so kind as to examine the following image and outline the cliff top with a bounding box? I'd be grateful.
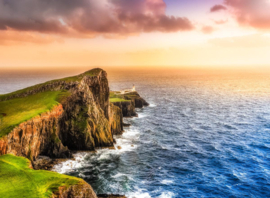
[0,91,70,138]
[109,91,131,103]
[0,154,82,198]
[0,68,103,102]
[109,91,142,103]
[0,68,103,138]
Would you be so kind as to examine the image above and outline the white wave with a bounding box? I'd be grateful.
[161,179,174,185]
[233,170,248,181]
[138,113,148,118]
[122,129,140,138]
[112,128,140,153]
[112,173,126,178]
[161,145,168,150]
[128,192,151,198]
[53,123,141,176]
[127,186,152,198]
[97,151,113,160]
[149,103,157,107]
[52,152,88,174]
[114,142,137,153]
[158,192,175,198]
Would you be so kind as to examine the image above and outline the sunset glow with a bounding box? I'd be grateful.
[2,1,270,197]
[1,0,270,68]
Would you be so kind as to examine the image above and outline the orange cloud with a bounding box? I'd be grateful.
[0,0,193,38]
[225,0,270,30]
[210,5,227,12]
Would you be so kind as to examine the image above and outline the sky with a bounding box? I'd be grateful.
[1,0,270,68]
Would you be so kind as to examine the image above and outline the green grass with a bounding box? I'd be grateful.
[0,154,82,198]
[109,91,130,103]
[0,68,102,102]
[0,68,103,138]
[109,98,129,103]
[83,68,103,77]
[0,91,70,138]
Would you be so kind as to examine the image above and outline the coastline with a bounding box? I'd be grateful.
[51,104,148,197]
[0,68,149,198]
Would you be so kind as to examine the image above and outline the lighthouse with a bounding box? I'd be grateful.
[132,85,136,92]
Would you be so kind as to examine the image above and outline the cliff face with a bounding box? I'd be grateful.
[53,181,97,198]
[0,68,148,198]
[123,92,149,108]
[0,105,70,160]
[0,69,114,160]
[112,91,149,118]
[59,74,113,150]
[109,103,123,135]
[112,101,137,117]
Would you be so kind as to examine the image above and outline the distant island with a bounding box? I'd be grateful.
[0,68,148,198]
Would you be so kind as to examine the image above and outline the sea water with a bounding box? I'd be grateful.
[1,68,270,198]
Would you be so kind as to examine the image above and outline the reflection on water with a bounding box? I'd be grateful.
[2,67,270,197]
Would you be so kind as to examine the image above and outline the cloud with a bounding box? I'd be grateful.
[225,0,270,30]
[202,26,215,34]
[210,5,227,12]
[0,0,193,37]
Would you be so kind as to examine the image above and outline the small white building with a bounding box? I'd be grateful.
[132,85,136,92]
[120,85,136,94]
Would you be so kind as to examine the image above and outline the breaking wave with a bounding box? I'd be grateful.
[53,70,270,197]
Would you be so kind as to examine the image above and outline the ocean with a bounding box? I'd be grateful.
[1,67,270,198]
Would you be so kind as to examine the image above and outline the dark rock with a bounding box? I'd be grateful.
[109,103,123,135]
[55,181,98,198]
[123,91,149,108]
[112,91,148,119]
[123,123,131,127]
[0,69,114,160]
[32,155,53,170]
[0,68,148,198]
[113,101,137,117]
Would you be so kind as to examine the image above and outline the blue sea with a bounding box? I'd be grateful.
[1,67,270,198]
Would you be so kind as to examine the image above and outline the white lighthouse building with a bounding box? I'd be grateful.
[132,85,136,92]
[120,85,136,94]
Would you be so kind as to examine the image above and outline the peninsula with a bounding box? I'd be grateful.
[0,68,148,198]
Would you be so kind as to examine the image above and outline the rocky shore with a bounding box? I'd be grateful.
[0,68,148,198]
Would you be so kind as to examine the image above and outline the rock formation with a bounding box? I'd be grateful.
[0,68,148,198]
[0,69,117,160]
[111,91,149,117]
[54,181,98,198]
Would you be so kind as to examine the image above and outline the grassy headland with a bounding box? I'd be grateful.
[0,91,70,138]
[0,154,82,198]
[109,91,130,103]
[0,68,102,138]
[0,68,102,102]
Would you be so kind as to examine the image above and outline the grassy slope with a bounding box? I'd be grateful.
[109,91,130,103]
[0,90,70,138]
[0,68,102,102]
[0,154,82,198]
[0,68,102,138]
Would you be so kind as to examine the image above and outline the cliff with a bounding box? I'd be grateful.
[0,154,97,198]
[109,103,123,135]
[0,68,147,198]
[110,91,149,117]
[0,69,115,160]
